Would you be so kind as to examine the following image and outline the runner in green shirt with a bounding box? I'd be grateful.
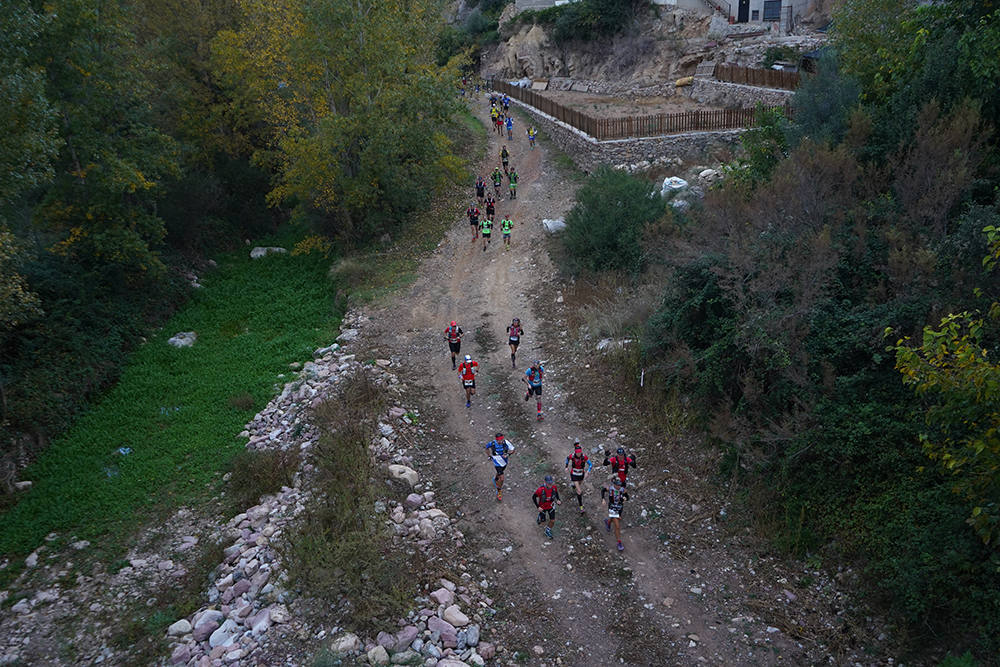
[501,217,513,250]
[508,167,519,200]
[480,217,494,252]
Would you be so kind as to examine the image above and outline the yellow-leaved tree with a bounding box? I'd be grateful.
[212,0,463,244]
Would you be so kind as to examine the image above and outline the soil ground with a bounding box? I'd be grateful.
[351,95,887,665]
[536,90,718,118]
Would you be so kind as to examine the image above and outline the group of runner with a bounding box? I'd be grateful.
[446,89,635,552]
[445,311,638,552]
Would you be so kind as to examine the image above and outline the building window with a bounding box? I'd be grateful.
[751,9,759,19]
[762,0,781,20]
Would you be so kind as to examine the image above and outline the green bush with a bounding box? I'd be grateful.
[562,166,665,277]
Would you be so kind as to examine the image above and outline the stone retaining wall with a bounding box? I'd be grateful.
[688,77,794,108]
[510,98,743,173]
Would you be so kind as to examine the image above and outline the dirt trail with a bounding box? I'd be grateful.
[359,97,817,665]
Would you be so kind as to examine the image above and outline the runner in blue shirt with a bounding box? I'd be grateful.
[505,115,514,141]
[523,361,545,421]
[485,432,515,501]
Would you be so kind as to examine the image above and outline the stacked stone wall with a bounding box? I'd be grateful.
[510,98,742,173]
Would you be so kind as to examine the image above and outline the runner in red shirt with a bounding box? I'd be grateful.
[457,354,479,408]
[443,321,464,370]
[603,447,637,487]
[564,440,593,512]
[506,317,523,368]
[532,475,561,539]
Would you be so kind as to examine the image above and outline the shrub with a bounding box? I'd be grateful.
[226,448,298,509]
[562,166,665,277]
[281,370,413,630]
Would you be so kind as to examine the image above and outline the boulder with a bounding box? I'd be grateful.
[395,626,420,652]
[389,649,420,664]
[404,493,424,509]
[249,246,287,259]
[387,464,419,488]
[329,632,362,655]
[367,645,390,665]
[429,588,454,606]
[427,616,457,639]
[167,332,197,348]
[208,619,240,648]
[443,605,469,627]
[170,644,191,665]
[167,619,192,636]
[192,620,219,642]
[337,329,360,342]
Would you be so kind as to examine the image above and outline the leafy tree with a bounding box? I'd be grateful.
[788,51,860,147]
[562,166,664,277]
[0,3,61,204]
[890,227,1000,547]
[29,0,180,281]
[212,0,462,244]
[726,106,790,191]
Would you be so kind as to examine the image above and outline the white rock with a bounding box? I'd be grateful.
[13,481,32,491]
[542,218,566,234]
[249,246,287,259]
[387,464,419,488]
[167,619,192,636]
[70,540,90,550]
[208,619,240,648]
[367,645,390,665]
[167,332,197,348]
[269,604,290,624]
[443,604,470,627]
[336,329,360,342]
[329,632,362,655]
[11,599,30,614]
[24,552,38,568]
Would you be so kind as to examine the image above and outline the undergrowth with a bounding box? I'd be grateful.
[282,370,415,631]
[0,233,340,568]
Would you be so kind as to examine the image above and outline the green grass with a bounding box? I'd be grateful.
[0,233,340,560]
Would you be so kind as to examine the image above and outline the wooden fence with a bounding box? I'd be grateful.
[487,79,785,141]
[713,63,800,90]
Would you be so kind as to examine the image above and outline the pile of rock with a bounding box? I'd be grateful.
[324,576,497,666]
[613,155,684,174]
[163,310,495,666]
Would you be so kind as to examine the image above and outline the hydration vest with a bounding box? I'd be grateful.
[607,488,625,512]
[570,452,586,475]
[446,325,460,343]
[535,485,555,508]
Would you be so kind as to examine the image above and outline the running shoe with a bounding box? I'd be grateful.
[497,490,502,501]
[579,505,585,513]
[466,401,471,408]
[524,392,529,402]
[545,527,553,538]
[536,413,544,421]
[604,519,611,533]
[617,541,624,552]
